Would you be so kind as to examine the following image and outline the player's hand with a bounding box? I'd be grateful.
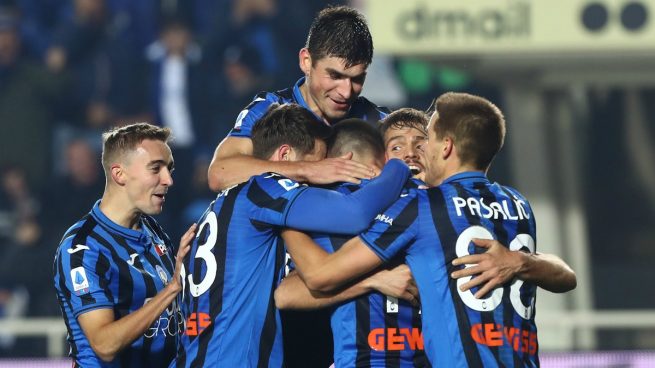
[367,264,420,307]
[450,238,524,298]
[170,223,197,292]
[299,152,378,185]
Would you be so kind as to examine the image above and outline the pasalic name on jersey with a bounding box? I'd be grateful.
[452,196,530,220]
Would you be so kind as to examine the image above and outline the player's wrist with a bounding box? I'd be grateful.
[363,271,384,292]
[513,250,532,280]
[294,161,311,182]
[164,279,182,295]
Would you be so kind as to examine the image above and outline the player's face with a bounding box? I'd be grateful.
[301,50,367,123]
[122,139,174,216]
[423,113,445,187]
[384,125,427,181]
[297,139,327,162]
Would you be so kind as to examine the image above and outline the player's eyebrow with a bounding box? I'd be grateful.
[325,67,367,80]
[147,159,174,170]
[385,135,407,145]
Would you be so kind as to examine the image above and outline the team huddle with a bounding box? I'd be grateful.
[53,6,576,368]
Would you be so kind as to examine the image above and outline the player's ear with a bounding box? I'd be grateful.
[277,144,293,161]
[442,137,454,159]
[110,163,126,186]
[299,48,311,76]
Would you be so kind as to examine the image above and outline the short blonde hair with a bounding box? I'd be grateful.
[101,123,171,172]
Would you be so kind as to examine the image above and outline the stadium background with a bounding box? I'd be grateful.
[0,0,654,366]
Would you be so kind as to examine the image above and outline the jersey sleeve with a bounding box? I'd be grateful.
[228,92,279,138]
[359,189,420,262]
[247,173,309,227]
[284,159,411,234]
[55,239,114,318]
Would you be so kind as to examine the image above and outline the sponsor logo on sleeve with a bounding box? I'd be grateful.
[374,214,394,226]
[70,267,90,295]
[234,109,249,129]
[278,178,299,191]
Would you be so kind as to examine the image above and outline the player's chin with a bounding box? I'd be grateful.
[325,109,348,121]
[143,199,165,215]
[143,206,164,216]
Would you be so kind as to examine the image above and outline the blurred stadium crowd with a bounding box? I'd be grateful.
[0,0,506,358]
[0,0,357,356]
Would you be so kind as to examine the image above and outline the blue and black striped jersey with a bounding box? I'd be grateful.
[174,173,301,368]
[229,77,388,138]
[53,200,180,368]
[176,164,410,368]
[310,178,430,368]
[360,172,539,367]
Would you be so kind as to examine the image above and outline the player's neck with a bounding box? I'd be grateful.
[99,190,141,230]
[443,164,484,182]
[298,81,328,124]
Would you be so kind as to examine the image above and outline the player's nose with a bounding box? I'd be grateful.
[161,168,174,186]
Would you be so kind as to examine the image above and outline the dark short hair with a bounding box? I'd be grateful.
[379,108,428,138]
[327,119,384,160]
[251,104,332,159]
[432,92,506,170]
[101,123,171,172]
[305,5,373,68]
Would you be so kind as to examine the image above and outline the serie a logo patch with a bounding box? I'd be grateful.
[70,267,90,295]
[277,178,299,191]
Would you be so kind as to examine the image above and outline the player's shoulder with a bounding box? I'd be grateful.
[399,184,422,201]
[353,95,386,111]
[56,215,105,257]
[351,96,390,119]
[406,177,428,190]
[245,89,292,110]
[250,172,305,193]
[373,185,420,222]
[335,181,362,194]
[495,183,533,209]
[232,90,293,134]
[502,184,526,198]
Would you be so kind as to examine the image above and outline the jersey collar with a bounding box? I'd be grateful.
[441,171,488,185]
[91,200,150,244]
[293,77,326,123]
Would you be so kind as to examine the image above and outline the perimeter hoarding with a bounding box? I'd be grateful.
[364,0,655,55]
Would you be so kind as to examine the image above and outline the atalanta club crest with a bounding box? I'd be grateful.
[155,265,168,285]
[155,243,167,256]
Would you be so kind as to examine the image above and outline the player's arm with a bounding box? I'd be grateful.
[275,264,419,310]
[283,186,418,292]
[284,159,410,234]
[451,238,577,298]
[282,230,384,293]
[208,136,378,192]
[78,224,196,362]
